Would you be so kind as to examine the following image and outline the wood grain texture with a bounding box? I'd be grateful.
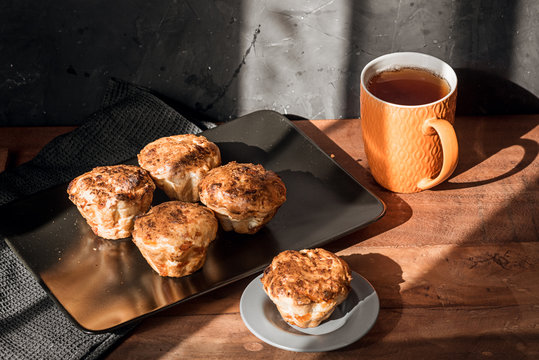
[0,126,75,168]
[0,147,7,172]
[1,115,537,359]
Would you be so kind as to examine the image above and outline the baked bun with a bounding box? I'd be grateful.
[132,201,218,277]
[137,134,221,202]
[198,161,286,234]
[67,165,155,240]
[261,248,352,328]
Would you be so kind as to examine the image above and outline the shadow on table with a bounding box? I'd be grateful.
[336,178,534,356]
[341,253,403,349]
[439,71,539,191]
[438,115,538,190]
[351,171,534,358]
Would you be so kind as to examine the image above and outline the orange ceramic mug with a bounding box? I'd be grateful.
[360,52,458,193]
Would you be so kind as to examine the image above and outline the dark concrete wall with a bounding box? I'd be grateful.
[1,0,538,125]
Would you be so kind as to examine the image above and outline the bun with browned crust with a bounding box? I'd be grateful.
[138,134,221,202]
[67,165,155,240]
[132,201,218,277]
[261,248,352,328]
[198,162,286,234]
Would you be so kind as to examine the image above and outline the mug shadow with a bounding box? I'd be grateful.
[437,114,538,191]
[438,70,539,190]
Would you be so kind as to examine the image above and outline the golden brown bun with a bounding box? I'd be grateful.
[261,248,352,328]
[198,161,286,234]
[67,165,155,240]
[137,134,221,202]
[132,201,218,277]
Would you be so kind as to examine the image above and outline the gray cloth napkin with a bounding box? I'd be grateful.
[0,79,213,359]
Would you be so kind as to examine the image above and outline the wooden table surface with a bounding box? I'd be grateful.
[1,114,538,359]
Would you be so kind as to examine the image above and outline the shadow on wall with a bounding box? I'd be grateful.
[0,0,246,126]
[0,0,537,126]
[455,69,539,116]
[344,0,539,118]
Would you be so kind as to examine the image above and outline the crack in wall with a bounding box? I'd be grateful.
[198,24,261,112]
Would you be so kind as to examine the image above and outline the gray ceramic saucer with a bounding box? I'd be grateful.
[240,271,379,352]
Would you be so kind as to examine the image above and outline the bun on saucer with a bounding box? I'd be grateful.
[260,248,352,328]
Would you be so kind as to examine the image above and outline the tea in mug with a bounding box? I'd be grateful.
[367,67,451,106]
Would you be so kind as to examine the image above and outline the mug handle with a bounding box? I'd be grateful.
[417,118,459,190]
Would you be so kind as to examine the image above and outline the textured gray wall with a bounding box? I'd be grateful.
[1,0,538,125]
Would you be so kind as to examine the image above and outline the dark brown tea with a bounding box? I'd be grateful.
[367,67,451,105]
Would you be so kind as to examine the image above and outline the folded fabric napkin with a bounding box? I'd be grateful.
[0,79,214,359]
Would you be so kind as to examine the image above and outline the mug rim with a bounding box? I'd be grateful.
[360,52,458,108]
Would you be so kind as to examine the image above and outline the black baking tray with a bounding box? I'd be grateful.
[0,110,385,333]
